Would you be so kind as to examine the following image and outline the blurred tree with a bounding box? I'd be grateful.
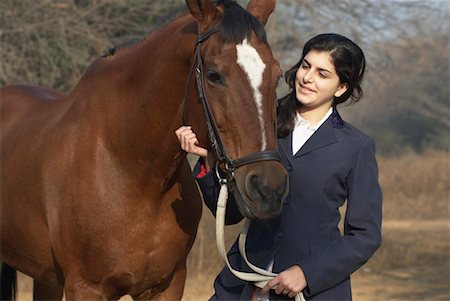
[265,0,448,71]
[262,0,449,154]
[360,33,450,153]
[0,0,184,92]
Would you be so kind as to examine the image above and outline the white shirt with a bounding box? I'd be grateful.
[292,107,333,155]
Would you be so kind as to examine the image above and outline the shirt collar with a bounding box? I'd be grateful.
[294,107,333,131]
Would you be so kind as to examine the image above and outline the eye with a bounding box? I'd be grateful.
[205,70,224,85]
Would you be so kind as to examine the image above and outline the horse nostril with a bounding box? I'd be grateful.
[248,173,285,201]
[249,174,264,198]
[243,170,287,219]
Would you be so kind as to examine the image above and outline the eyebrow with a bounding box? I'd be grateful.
[303,58,332,74]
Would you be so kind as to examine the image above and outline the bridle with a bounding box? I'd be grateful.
[183,28,281,181]
[181,28,305,300]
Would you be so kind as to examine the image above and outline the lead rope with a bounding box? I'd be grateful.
[216,183,306,301]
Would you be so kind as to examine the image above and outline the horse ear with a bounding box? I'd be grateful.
[246,0,276,25]
[186,0,222,32]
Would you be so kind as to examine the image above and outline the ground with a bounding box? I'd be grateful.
[16,219,448,301]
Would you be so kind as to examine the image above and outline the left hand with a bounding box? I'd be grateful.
[261,265,307,299]
[175,126,208,159]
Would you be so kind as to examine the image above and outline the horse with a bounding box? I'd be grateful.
[0,0,288,300]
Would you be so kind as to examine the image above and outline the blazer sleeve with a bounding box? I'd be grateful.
[193,159,244,225]
[298,137,382,297]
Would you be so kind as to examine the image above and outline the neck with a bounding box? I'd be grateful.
[298,103,332,127]
[66,15,203,187]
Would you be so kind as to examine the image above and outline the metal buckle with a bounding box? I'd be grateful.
[215,162,227,185]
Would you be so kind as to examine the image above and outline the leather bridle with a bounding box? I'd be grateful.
[181,29,306,299]
[183,28,281,181]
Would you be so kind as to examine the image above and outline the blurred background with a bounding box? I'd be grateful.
[1,0,448,300]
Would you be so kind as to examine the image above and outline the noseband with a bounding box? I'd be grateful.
[183,28,281,181]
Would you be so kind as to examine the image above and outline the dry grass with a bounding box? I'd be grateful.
[378,149,449,220]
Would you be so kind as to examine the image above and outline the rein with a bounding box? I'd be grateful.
[216,183,306,301]
[182,28,281,180]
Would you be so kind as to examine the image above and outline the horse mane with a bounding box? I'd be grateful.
[103,0,267,57]
[217,0,267,44]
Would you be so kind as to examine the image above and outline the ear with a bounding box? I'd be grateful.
[335,83,348,98]
[247,0,276,25]
[186,0,222,32]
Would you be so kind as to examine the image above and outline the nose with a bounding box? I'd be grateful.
[249,174,287,201]
[245,171,288,216]
[302,69,313,83]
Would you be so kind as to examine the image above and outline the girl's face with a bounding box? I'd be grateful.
[295,50,348,111]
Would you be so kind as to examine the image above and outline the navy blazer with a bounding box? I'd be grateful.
[195,109,382,301]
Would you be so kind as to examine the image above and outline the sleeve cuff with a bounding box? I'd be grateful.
[197,160,207,178]
[193,157,208,179]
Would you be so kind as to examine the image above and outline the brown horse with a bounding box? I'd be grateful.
[0,0,288,300]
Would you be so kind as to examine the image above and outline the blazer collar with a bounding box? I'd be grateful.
[278,107,344,160]
[330,105,345,128]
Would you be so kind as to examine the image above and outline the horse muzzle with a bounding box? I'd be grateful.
[233,161,288,220]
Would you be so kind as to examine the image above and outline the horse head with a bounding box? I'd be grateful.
[186,0,288,220]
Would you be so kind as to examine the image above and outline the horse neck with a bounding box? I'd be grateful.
[66,15,203,185]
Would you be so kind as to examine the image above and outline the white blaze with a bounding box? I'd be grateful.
[236,39,267,150]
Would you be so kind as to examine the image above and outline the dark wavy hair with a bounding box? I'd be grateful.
[277,33,366,138]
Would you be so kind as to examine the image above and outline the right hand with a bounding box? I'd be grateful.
[175,126,208,158]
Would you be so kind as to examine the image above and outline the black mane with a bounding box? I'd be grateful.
[217,0,267,44]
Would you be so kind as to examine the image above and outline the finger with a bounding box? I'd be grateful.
[288,291,297,298]
[175,126,191,139]
[179,131,194,148]
[186,137,200,152]
[262,277,278,293]
[184,132,197,143]
[196,146,208,158]
[183,134,198,151]
[274,284,286,295]
[192,145,208,158]
[178,126,193,138]
[176,129,192,144]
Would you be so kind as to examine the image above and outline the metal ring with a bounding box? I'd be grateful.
[215,162,227,185]
[224,161,235,172]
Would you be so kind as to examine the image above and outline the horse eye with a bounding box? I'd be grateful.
[205,70,223,84]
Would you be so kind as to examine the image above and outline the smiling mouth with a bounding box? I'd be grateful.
[299,84,316,94]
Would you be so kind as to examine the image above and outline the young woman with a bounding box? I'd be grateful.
[176,33,382,301]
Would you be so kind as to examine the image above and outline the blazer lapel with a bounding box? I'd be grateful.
[279,107,344,159]
[294,118,338,157]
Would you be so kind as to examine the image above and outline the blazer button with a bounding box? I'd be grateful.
[277,232,284,238]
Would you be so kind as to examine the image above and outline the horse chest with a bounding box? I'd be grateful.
[97,215,195,298]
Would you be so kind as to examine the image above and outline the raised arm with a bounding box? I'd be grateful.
[175,126,244,225]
